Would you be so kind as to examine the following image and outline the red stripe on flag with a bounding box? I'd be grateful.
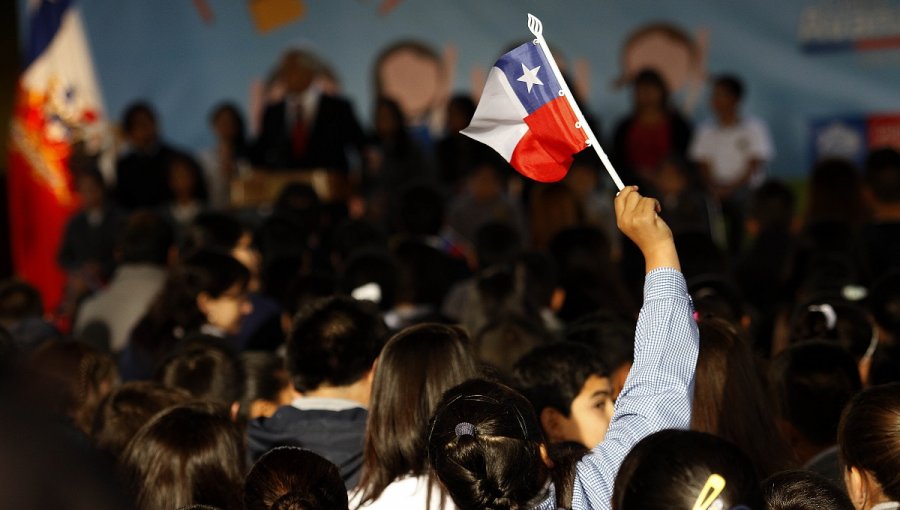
[509,96,586,182]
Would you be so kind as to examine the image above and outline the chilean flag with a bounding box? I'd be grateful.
[8,0,107,314]
[462,42,588,183]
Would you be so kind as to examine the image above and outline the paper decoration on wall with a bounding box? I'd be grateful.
[810,113,900,167]
[614,23,710,113]
[248,0,306,34]
[193,0,214,24]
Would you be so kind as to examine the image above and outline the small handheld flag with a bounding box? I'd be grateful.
[462,14,625,190]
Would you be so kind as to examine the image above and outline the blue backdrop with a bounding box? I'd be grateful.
[18,0,900,178]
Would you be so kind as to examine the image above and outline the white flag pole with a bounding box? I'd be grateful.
[527,13,625,191]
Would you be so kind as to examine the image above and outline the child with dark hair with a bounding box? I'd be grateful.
[447,161,526,245]
[863,148,900,280]
[385,240,454,330]
[122,251,252,380]
[762,470,854,510]
[513,342,613,450]
[163,152,209,238]
[692,319,795,478]
[475,313,555,376]
[200,101,249,209]
[612,430,764,510]
[239,352,295,421]
[91,381,192,458]
[158,334,245,418]
[248,296,387,488]
[0,280,58,350]
[838,383,900,510]
[427,186,699,509]
[119,402,245,510]
[244,447,349,510]
[564,314,635,400]
[770,341,862,487]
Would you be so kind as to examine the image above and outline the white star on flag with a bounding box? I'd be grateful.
[517,63,543,93]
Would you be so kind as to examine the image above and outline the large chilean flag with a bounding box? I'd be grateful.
[8,0,106,313]
[462,42,588,183]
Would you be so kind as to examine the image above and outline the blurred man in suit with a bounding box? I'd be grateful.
[253,50,365,172]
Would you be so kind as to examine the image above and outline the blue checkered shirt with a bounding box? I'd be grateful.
[535,267,699,510]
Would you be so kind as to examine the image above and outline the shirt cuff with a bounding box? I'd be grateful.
[643,267,691,302]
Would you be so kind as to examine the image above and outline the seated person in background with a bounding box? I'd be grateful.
[157,335,245,419]
[75,211,174,353]
[199,102,249,210]
[690,74,774,254]
[427,187,700,509]
[244,447,349,510]
[58,168,123,293]
[863,148,900,280]
[162,152,208,240]
[253,49,364,172]
[612,430,763,510]
[0,280,58,350]
[114,101,177,210]
[513,341,613,450]
[447,161,527,246]
[248,296,387,489]
[119,403,245,510]
[838,383,900,510]
[91,381,192,459]
[239,352,296,421]
[122,251,252,381]
[762,470,854,510]
[26,340,118,436]
[770,341,862,487]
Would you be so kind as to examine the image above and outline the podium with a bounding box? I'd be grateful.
[229,168,350,207]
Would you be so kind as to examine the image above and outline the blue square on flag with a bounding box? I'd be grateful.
[463,42,588,182]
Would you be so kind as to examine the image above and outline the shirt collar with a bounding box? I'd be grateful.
[291,396,365,412]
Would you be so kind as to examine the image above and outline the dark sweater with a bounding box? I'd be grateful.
[248,405,367,489]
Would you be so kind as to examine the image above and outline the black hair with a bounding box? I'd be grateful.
[244,447,349,510]
[869,270,900,339]
[770,341,862,447]
[0,280,43,322]
[612,429,763,510]
[806,158,866,225]
[761,470,854,510]
[427,378,574,509]
[328,219,387,269]
[286,296,386,392]
[118,211,174,265]
[515,251,558,311]
[864,147,900,203]
[395,184,446,237]
[392,240,453,308]
[338,249,399,311]
[476,314,555,376]
[168,151,210,203]
[565,313,635,373]
[121,101,156,134]
[273,184,321,241]
[447,94,477,123]
[239,352,290,420]
[157,334,245,406]
[674,232,729,281]
[790,297,875,361]
[512,342,607,419]
[280,272,336,320]
[181,212,246,256]
[689,276,746,324]
[713,73,745,101]
[838,382,900,502]
[750,180,796,230]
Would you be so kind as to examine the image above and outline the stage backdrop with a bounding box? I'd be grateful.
[17,0,900,179]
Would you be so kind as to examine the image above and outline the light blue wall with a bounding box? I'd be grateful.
[19,0,900,177]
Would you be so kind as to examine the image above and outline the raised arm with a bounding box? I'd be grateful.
[569,186,699,510]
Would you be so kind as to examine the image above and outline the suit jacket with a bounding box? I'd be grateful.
[253,95,364,172]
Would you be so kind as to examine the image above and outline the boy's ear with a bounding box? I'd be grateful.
[539,407,566,442]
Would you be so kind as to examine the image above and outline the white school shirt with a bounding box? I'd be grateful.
[349,475,456,510]
[689,116,774,188]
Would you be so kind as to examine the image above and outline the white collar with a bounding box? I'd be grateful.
[291,396,365,412]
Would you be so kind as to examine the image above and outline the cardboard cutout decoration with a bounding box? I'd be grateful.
[248,0,306,34]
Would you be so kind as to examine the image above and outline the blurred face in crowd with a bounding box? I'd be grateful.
[468,164,503,203]
[546,374,615,449]
[197,282,252,335]
[168,160,197,202]
[77,174,105,211]
[231,232,261,291]
[634,81,665,112]
[657,160,688,196]
[712,83,739,120]
[280,54,315,96]
[127,110,158,150]
[212,109,240,143]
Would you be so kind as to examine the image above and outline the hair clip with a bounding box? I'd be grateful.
[692,473,726,510]
[454,422,476,438]
[807,304,837,330]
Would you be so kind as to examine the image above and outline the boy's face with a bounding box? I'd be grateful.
[546,374,614,449]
